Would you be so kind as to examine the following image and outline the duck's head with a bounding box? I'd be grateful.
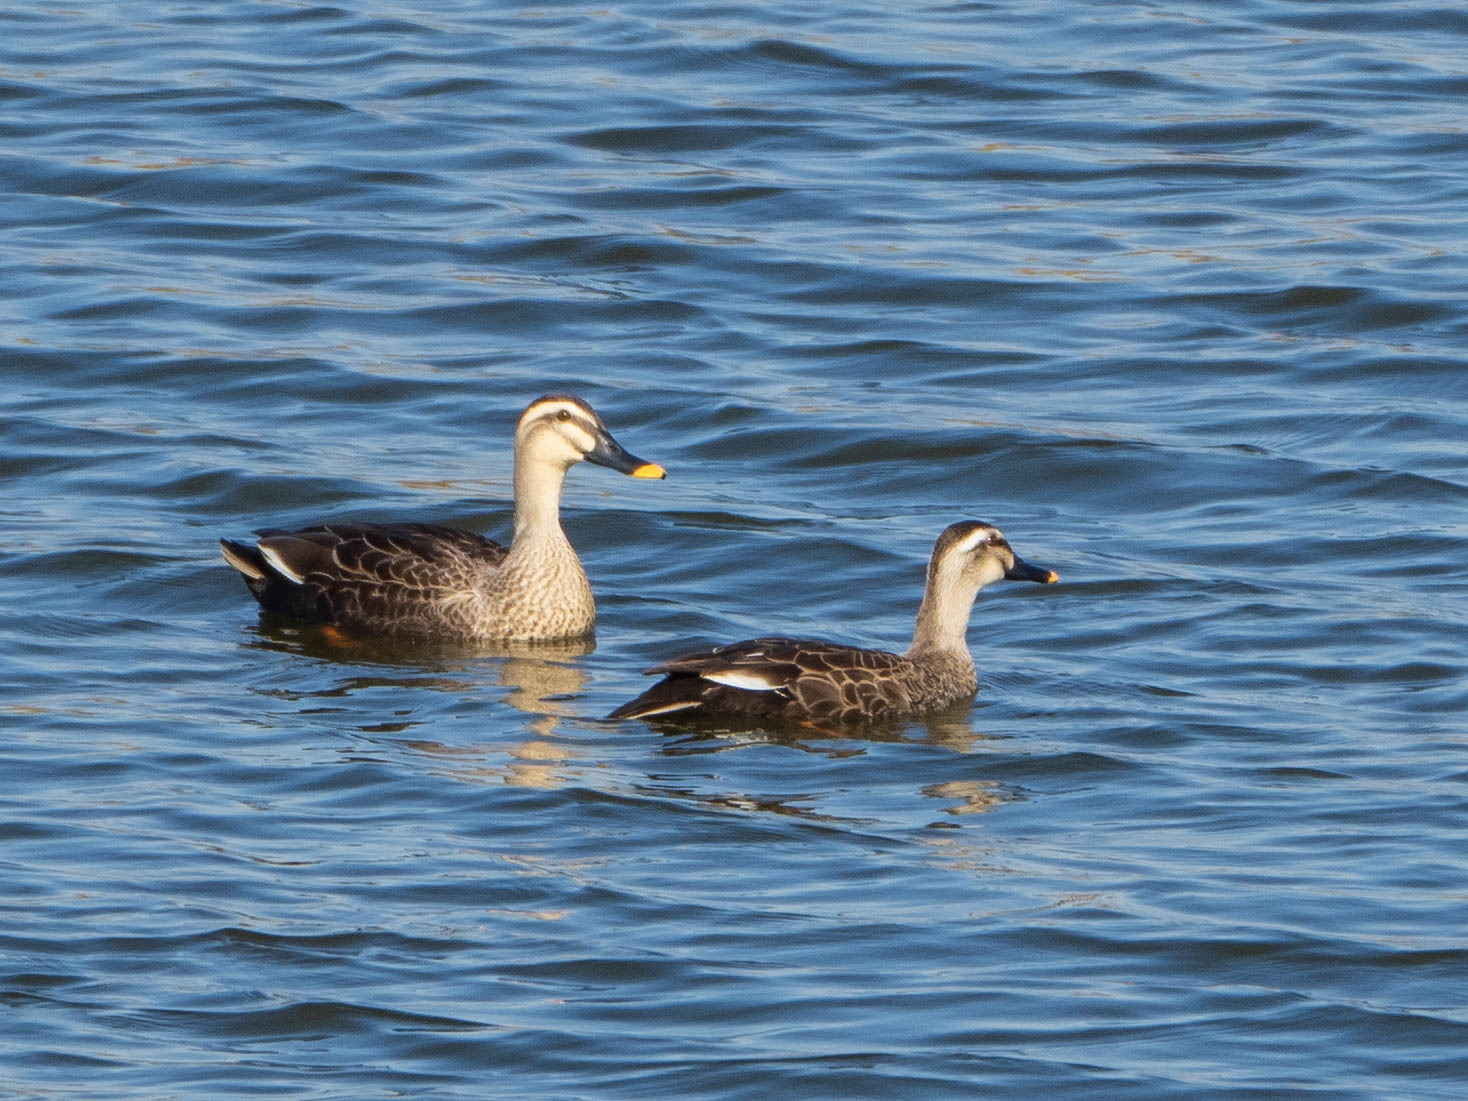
[929,520,1058,593]
[515,394,665,478]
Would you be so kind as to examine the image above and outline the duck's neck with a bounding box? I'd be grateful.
[906,571,980,658]
[489,452,594,638]
[512,455,572,549]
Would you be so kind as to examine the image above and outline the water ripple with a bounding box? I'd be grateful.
[3,0,1468,1098]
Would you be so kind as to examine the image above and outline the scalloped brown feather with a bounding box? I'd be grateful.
[223,522,510,637]
[608,635,974,724]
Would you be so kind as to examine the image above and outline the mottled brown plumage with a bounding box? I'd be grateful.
[221,395,664,641]
[609,521,1057,725]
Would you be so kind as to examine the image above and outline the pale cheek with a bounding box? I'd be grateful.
[970,560,1005,587]
[566,425,597,454]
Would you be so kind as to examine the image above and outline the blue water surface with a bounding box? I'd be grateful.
[2,2,1467,1098]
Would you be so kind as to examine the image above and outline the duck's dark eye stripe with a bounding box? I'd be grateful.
[542,409,600,440]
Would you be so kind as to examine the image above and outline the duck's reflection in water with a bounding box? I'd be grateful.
[636,705,1019,826]
[644,704,989,757]
[245,619,592,786]
[246,619,1024,821]
[487,645,592,788]
[922,778,1009,816]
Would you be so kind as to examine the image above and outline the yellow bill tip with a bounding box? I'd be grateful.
[631,462,666,479]
[1043,569,1059,584]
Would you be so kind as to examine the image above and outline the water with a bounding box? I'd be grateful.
[3,1,1467,1097]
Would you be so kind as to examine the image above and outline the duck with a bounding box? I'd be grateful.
[608,521,1057,724]
[220,394,665,641]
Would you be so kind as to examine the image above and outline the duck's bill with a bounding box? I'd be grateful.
[1005,555,1059,584]
[588,430,667,479]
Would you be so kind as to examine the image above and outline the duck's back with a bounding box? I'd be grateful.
[221,522,508,636]
[610,636,964,723]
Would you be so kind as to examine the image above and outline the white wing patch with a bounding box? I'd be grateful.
[259,544,307,584]
[705,670,784,692]
[627,699,703,718]
[220,542,266,580]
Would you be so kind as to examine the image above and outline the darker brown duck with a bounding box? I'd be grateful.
[609,521,1057,724]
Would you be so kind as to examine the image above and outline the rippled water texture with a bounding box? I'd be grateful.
[3,2,1467,1098]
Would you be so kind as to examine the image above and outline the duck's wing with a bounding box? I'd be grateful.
[608,636,912,722]
[255,522,507,582]
[221,522,507,631]
[607,636,799,721]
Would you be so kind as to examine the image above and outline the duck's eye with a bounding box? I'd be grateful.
[556,410,571,422]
